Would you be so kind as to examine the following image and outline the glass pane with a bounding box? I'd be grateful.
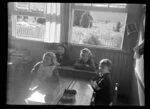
[15,2,47,13]
[15,2,29,11]
[16,15,46,40]
[109,4,127,8]
[92,3,109,7]
[30,3,46,13]
[71,10,127,49]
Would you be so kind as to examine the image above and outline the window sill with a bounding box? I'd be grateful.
[69,43,129,54]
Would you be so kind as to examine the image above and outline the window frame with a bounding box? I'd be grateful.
[68,3,128,50]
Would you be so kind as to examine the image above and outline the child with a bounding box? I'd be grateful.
[91,59,112,105]
[28,52,60,97]
[55,44,70,66]
[73,48,96,71]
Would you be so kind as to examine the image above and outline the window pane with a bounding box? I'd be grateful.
[30,3,46,13]
[109,4,127,8]
[15,15,46,41]
[70,10,127,49]
[15,2,29,11]
[15,2,47,13]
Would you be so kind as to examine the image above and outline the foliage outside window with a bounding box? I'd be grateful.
[69,3,127,49]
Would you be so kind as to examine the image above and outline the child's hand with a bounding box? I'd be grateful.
[91,80,97,88]
[56,62,60,66]
[95,85,101,90]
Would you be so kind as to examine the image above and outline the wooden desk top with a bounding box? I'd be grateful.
[58,79,94,105]
[25,73,94,105]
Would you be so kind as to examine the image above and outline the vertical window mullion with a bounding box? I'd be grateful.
[44,3,50,42]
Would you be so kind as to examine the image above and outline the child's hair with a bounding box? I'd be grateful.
[57,43,67,53]
[42,51,59,65]
[79,48,93,59]
[99,59,112,69]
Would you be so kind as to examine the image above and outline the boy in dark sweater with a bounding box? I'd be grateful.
[91,59,112,105]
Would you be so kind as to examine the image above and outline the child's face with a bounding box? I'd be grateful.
[43,55,52,66]
[99,65,110,74]
[58,46,65,55]
[82,52,89,62]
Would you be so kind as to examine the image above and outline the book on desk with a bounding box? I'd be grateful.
[59,89,77,104]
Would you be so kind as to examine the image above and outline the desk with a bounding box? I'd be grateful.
[58,79,94,105]
[25,76,74,105]
[58,66,97,74]
[58,66,97,80]
[24,67,94,105]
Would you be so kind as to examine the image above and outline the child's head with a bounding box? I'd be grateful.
[99,59,112,74]
[57,44,66,55]
[42,52,58,66]
[80,48,93,62]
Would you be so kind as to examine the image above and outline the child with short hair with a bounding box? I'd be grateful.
[28,51,60,95]
[91,58,112,105]
[55,44,70,66]
[73,48,96,71]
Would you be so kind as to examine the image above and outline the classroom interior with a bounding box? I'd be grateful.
[7,3,145,106]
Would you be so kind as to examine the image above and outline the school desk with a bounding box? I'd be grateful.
[25,69,94,105]
[58,66,97,80]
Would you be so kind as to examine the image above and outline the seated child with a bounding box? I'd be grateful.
[55,44,70,66]
[91,59,112,105]
[28,52,60,96]
[73,48,96,71]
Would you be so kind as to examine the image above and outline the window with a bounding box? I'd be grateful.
[69,3,127,49]
[10,2,61,43]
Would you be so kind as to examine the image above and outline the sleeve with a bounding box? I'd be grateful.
[52,66,60,82]
[107,75,113,102]
[87,58,96,71]
[91,59,96,68]
[90,75,100,92]
[28,62,41,84]
[98,75,112,102]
